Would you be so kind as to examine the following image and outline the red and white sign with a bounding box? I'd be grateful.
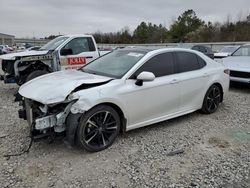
[67,57,86,65]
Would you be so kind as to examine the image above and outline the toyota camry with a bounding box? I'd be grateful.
[18,48,230,152]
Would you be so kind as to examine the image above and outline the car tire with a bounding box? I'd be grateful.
[201,84,222,114]
[25,70,48,82]
[77,105,120,152]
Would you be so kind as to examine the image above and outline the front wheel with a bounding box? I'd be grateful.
[201,85,222,114]
[77,105,121,152]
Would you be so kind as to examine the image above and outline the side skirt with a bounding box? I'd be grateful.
[126,109,198,132]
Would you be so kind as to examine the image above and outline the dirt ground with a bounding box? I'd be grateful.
[0,80,249,188]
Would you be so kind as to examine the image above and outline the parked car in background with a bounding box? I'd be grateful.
[214,46,240,59]
[0,45,11,54]
[18,48,229,152]
[222,44,250,84]
[191,45,214,59]
[0,45,5,55]
[24,43,33,49]
[0,34,105,86]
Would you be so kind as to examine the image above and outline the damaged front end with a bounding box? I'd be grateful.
[17,69,113,142]
[19,98,77,140]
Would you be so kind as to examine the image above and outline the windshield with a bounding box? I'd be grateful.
[220,46,238,53]
[81,50,147,78]
[232,46,250,56]
[40,36,69,51]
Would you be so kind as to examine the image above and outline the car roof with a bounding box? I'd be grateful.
[62,34,94,38]
[120,47,199,54]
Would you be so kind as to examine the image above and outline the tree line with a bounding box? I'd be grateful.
[91,9,250,44]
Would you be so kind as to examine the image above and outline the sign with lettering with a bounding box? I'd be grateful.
[67,57,86,65]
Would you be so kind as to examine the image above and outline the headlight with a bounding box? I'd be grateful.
[70,106,85,114]
[67,93,79,101]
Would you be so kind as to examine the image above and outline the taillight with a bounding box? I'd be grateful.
[224,69,230,75]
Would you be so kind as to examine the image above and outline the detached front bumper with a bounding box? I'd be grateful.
[19,98,75,139]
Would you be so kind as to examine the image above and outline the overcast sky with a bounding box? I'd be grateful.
[0,0,249,38]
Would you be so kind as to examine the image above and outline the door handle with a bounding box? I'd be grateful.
[85,56,93,59]
[202,73,208,77]
[170,79,179,84]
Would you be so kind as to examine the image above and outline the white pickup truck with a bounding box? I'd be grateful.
[0,34,109,85]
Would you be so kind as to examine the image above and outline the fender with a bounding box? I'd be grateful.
[70,97,128,119]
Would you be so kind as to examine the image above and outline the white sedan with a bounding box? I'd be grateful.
[18,48,230,152]
[222,44,250,84]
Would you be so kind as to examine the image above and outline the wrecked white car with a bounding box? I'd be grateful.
[18,48,229,152]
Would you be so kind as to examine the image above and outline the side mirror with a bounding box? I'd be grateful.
[135,71,155,86]
[60,48,73,56]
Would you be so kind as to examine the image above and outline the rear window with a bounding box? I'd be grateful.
[196,55,206,68]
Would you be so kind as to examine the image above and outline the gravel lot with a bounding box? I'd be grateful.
[0,78,249,187]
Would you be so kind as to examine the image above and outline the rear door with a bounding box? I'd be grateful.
[59,37,99,70]
[174,51,209,111]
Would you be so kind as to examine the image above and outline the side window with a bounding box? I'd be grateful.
[175,52,200,73]
[62,37,95,55]
[196,55,206,68]
[132,52,174,78]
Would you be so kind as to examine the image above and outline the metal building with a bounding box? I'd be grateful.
[0,33,15,46]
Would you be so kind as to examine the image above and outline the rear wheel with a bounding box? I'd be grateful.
[25,70,48,82]
[201,85,222,114]
[77,105,120,152]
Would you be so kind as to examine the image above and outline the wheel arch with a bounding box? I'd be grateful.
[94,102,127,134]
[66,102,127,146]
[21,60,51,72]
[15,59,51,77]
[212,82,224,102]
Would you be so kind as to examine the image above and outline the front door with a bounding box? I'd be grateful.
[120,52,181,130]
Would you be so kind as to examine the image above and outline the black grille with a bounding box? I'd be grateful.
[2,60,15,74]
[230,70,250,78]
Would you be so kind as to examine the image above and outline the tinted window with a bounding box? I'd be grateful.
[175,52,200,73]
[133,52,174,78]
[196,55,206,68]
[62,37,95,55]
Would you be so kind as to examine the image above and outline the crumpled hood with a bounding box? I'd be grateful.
[0,50,48,60]
[19,70,112,104]
[222,56,250,71]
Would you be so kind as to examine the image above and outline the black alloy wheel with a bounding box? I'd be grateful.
[77,105,120,152]
[202,85,222,114]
